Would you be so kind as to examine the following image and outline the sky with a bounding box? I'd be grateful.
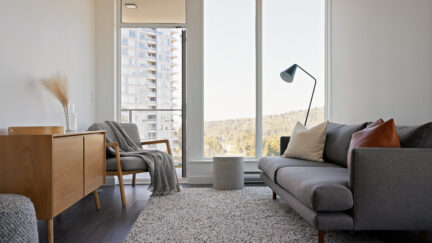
[204,0,325,121]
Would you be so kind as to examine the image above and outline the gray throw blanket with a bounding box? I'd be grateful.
[88,121,177,196]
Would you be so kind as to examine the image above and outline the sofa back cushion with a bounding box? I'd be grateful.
[324,122,368,167]
[397,122,432,148]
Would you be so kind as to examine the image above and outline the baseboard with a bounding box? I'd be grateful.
[187,174,262,185]
[104,176,115,186]
[187,176,212,184]
[104,177,189,185]
[105,174,260,185]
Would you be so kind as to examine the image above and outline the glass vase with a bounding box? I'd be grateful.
[65,103,78,132]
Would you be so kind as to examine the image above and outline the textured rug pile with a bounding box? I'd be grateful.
[125,187,382,242]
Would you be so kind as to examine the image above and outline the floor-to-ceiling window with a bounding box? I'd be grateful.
[204,0,325,158]
[204,0,256,157]
[262,0,325,156]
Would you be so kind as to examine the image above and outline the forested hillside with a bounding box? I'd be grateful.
[204,107,325,157]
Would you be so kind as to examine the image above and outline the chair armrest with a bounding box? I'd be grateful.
[105,142,119,148]
[141,139,172,155]
[104,142,122,171]
[349,147,432,230]
[280,136,290,155]
[141,139,169,145]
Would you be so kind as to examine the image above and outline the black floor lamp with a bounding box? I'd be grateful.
[280,64,316,126]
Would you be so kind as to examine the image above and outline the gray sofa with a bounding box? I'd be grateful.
[258,122,432,242]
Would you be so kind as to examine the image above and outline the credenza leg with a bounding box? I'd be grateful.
[132,173,136,187]
[93,190,101,211]
[46,219,54,243]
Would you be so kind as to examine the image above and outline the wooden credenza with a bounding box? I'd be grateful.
[0,131,106,243]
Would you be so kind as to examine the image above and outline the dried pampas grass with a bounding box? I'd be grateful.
[40,74,70,130]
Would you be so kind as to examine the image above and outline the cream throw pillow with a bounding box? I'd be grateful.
[283,121,328,161]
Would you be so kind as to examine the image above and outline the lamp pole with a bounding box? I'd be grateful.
[296,65,316,126]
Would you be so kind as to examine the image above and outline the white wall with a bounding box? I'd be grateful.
[330,0,432,125]
[0,0,96,133]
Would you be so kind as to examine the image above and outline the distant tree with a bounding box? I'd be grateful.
[204,135,225,157]
[263,135,280,156]
[203,107,325,157]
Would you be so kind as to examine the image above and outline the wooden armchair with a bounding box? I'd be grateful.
[105,123,180,207]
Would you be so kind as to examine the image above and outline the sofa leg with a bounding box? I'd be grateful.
[318,230,324,243]
[420,231,428,243]
[272,192,277,200]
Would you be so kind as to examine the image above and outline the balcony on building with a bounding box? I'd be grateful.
[147,39,157,45]
[146,31,156,37]
[148,82,156,88]
[146,47,157,54]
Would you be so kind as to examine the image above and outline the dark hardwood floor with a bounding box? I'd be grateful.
[37,184,429,243]
[38,184,153,243]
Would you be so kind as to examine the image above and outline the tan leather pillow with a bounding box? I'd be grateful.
[347,118,401,168]
[283,121,328,161]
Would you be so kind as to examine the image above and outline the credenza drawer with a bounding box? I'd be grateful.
[52,136,84,216]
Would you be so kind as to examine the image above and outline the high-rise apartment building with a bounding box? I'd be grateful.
[120,28,182,163]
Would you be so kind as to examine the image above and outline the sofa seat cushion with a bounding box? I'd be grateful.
[106,156,148,171]
[258,156,340,183]
[277,167,353,212]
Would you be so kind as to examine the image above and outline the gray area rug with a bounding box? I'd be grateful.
[125,187,382,242]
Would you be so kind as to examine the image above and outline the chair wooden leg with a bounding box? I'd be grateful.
[46,219,54,243]
[132,173,136,187]
[117,173,126,207]
[272,192,277,200]
[93,190,100,211]
[318,230,325,243]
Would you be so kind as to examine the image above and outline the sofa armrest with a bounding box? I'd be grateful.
[280,136,290,155]
[349,147,432,230]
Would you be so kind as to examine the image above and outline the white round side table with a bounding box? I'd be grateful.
[212,156,244,190]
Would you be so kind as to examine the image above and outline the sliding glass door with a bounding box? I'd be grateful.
[120,28,185,177]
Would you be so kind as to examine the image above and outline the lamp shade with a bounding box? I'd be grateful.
[280,64,298,83]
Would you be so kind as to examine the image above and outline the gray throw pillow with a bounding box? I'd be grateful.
[397,122,432,148]
[323,122,368,167]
